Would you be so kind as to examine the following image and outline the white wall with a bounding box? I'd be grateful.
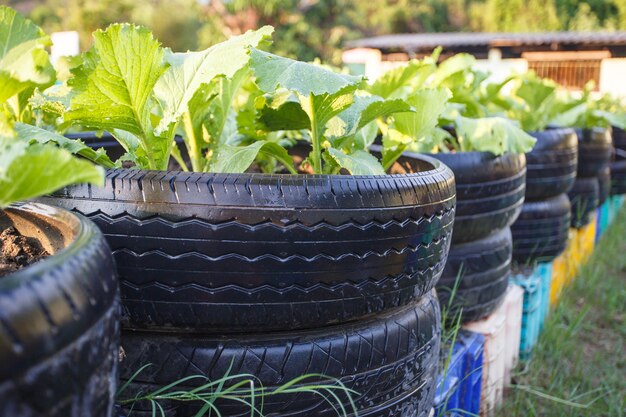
[600,59,626,97]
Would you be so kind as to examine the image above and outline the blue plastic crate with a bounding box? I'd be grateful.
[536,262,553,331]
[434,343,464,416]
[435,330,485,417]
[458,331,484,415]
[511,269,542,359]
[596,202,610,242]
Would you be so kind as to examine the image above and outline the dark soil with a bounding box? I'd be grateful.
[0,227,49,277]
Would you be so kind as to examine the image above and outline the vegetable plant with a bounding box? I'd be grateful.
[367,52,536,155]
[0,6,104,207]
[63,23,278,172]
[250,48,450,174]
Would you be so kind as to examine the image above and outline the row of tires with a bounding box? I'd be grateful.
[2,125,623,417]
[437,126,620,324]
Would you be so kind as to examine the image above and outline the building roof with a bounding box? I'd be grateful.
[346,31,626,54]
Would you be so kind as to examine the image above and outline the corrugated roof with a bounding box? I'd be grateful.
[346,31,626,52]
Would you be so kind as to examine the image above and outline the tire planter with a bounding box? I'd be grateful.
[426,152,526,244]
[435,227,512,322]
[612,125,626,151]
[0,203,119,417]
[611,160,626,195]
[597,166,611,205]
[510,194,571,264]
[574,127,613,178]
[525,128,578,200]
[39,152,455,333]
[568,177,600,228]
[118,291,441,417]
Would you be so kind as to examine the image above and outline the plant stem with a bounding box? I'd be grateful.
[182,111,202,172]
[309,95,322,174]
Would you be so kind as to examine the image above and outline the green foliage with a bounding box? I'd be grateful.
[454,116,536,154]
[117,364,358,417]
[65,24,272,172]
[0,135,103,207]
[251,49,443,174]
[0,6,56,119]
[0,6,103,208]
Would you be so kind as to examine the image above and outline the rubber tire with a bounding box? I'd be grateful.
[575,128,613,178]
[598,166,611,205]
[568,177,600,228]
[510,194,571,264]
[0,204,119,417]
[39,153,455,333]
[525,128,577,200]
[611,160,626,195]
[612,126,626,151]
[436,227,511,323]
[117,292,441,417]
[427,152,526,244]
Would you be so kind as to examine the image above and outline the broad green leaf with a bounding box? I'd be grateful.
[596,110,626,129]
[327,148,385,175]
[516,77,557,112]
[65,24,169,169]
[250,48,362,96]
[0,138,104,207]
[387,88,452,144]
[382,88,451,168]
[329,95,412,139]
[14,122,117,168]
[155,26,273,135]
[256,89,310,132]
[353,120,379,150]
[300,87,356,138]
[0,6,55,103]
[29,85,71,118]
[455,116,536,155]
[432,53,476,86]
[549,103,587,128]
[368,60,436,99]
[211,140,294,173]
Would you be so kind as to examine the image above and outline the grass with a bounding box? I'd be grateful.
[500,206,626,417]
[117,364,358,417]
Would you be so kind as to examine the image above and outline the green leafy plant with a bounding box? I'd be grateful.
[549,83,626,130]
[251,49,452,174]
[63,23,276,172]
[369,52,536,156]
[117,364,358,417]
[0,6,104,207]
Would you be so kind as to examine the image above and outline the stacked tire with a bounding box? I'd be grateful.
[430,152,526,322]
[0,204,120,417]
[568,128,613,228]
[41,151,456,417]
[610,126,626,196]
[510,128,577,266]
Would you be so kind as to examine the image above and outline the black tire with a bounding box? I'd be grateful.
[612,126,626,151]
[598,166,611,205]
[435,227,511,323]
[568,177,600,228]
[511,194,571,264]
[611,160,626,195]
[39,152,455,333]
[575,128,613,178]
[0,204,119,417]
[117,292,441,417]
[525,128,577,200]
[427,152,526,244]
